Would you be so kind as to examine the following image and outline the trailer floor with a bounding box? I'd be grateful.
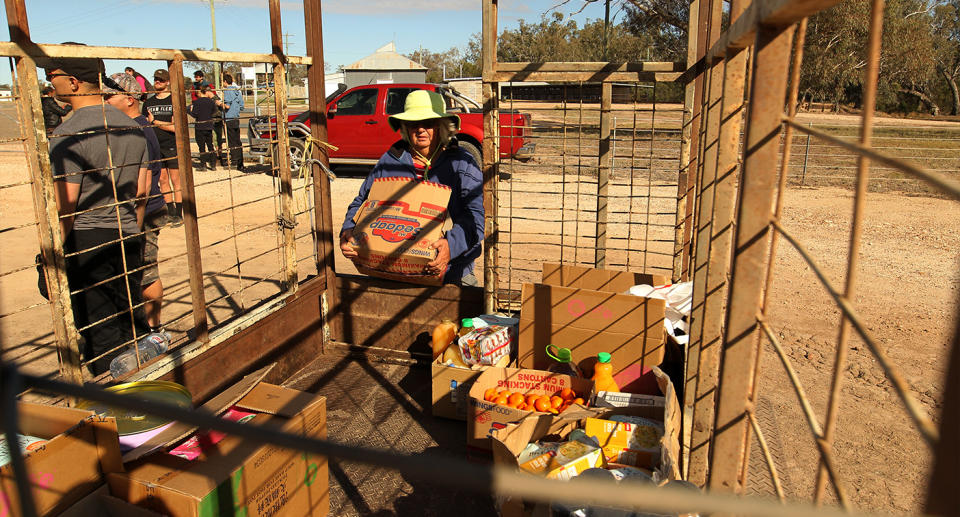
[281,348,498,517]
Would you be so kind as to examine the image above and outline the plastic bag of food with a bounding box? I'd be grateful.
[457,325,512,366]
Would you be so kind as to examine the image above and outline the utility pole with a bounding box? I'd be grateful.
[283,32,294,89]
[209,0,220,90]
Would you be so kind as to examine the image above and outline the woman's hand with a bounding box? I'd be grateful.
[425,238,450,277]
[339,229,358,259]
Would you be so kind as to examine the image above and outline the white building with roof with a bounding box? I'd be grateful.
[343,42,427,88]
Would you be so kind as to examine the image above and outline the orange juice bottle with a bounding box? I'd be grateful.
[592,352,620,393]
[432,319,458,359]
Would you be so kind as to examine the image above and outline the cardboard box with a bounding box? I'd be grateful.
[431,358,487,421]
[351,177,452,286]
[518,264,668,391]
[60,485,161,517]
[0,402,122,517]
[467,367,594,450]
[108,382,328,517]
[491,366,680,481]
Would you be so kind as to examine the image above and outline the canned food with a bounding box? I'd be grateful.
[76,380,192,435]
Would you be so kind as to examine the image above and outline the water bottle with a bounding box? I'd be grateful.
[109,331,171,379]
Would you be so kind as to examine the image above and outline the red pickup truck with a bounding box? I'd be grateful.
[247,83,534,171]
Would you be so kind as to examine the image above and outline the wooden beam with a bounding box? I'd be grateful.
[0,41,311,65]
[269,0,297,294]
[491,71,683,83]
[495,61,685,73]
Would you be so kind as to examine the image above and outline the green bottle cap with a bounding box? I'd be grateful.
[597,352,612,363]
[546,345,572,363]
[462,318,474,328]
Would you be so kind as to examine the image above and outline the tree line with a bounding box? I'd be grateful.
[402,0,960,116]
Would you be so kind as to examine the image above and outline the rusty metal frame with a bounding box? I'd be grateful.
[0,0,337,382]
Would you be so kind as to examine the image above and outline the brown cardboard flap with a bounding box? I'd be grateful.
[15,402,95,438]
[541,263,668,294]
[121,363,275,463]
[237,382,323,418]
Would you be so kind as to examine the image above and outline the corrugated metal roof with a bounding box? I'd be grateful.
[344,42,427,71]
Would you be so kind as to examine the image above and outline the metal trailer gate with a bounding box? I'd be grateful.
[0,0,958,515]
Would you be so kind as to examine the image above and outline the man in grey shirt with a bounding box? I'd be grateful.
[41,48,152,375]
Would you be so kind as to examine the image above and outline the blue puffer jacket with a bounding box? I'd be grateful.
[342,138,485,284]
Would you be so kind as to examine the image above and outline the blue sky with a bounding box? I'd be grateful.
[1,0,616,85]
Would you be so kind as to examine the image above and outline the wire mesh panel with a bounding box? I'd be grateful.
[490,83,683,311]
[0,42,321,385]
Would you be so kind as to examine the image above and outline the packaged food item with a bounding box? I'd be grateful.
[585,414,665,468]
[0,434,47,468]
[442,344,470,368]
[168,406,258,461]
[432,319,458,359]
[458,325,512,366]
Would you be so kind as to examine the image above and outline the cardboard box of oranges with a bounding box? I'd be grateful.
[467,367,595,450]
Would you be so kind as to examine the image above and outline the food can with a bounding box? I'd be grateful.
[76,380,192,450]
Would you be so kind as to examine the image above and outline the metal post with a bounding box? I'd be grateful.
[595,81,612,269]
[269,0,297,294]
[686,0,725,487]
[482,0,500,314]
[709,23,796,494]
[303,0,340,343]
[925,289,960,515]
[4,0,84,385]
[209,0,220,90]
[801,124,811,187]
[169,57,209,343]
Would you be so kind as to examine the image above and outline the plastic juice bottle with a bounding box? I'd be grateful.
[592,352,620,392]
[432,319,458,359]
[459,318,474,338]
[545,344,582,377]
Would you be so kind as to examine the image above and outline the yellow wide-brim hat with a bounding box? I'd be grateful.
[388,89,461,132]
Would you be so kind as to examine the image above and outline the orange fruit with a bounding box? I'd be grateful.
[494,394,510,405]
[559,402,571,413]
[560,388,576,401]
[525,393,540,406]
[572,397,585,406]
[508,393,525,406]
[507,398,522,408]
[533,397,552,412]
[484,388,498,402]
[549,407,559,415]
[516,402,528,411]
[550,396,564,409]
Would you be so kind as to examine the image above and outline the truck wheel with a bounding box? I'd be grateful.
[288,139,306,174]
[459,141,482,167]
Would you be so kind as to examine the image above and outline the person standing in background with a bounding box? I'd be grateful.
[41,85,71,134]
[216,73,244,171]
[189,85,217,170]
[103,72,168,335]
[41,51,151,374]
[124,67,152,100]
[141,69,183,227]
[191,70,210,103]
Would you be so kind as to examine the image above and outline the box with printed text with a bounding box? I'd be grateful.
[350,177,452,286]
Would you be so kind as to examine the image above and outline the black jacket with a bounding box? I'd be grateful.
[42,96,70,130]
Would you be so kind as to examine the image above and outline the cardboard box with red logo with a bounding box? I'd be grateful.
[350,177,452,286]
[467,367,594,450]
[517,264,669,391]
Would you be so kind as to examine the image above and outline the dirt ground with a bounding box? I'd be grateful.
[0,104,958,513]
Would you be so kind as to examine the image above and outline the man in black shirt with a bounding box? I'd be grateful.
[189,85,217,170]
[141,69,183,226]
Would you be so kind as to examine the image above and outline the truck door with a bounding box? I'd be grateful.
[378,87,419,154]
[326,86,379,158]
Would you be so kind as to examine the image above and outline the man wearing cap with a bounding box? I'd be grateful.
[142,69,183,226]
[104,72,168,336]
[41,50,152,374]
[339,89,484,286]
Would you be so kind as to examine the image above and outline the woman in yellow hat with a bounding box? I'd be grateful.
[339,89,484,286]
